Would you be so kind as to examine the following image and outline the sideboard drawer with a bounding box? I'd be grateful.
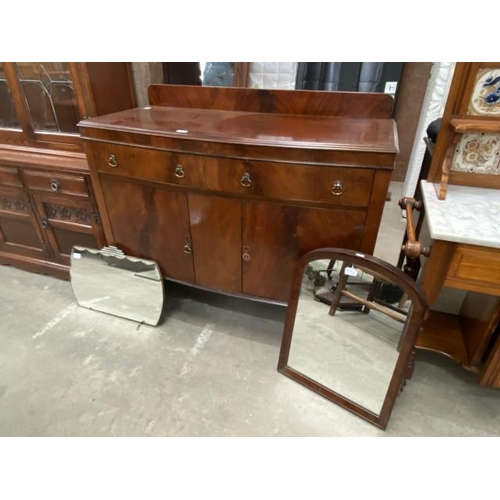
[24,171,89,198]
[240,161,374,206]
[90,142,374,206]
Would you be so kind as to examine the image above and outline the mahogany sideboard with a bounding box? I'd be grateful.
[79,85,398,303]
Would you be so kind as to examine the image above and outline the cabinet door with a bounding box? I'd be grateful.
[99,176,195,283]
[242,201,366,301]
[0,186,47,259]
[188,193,242,293]
[33,193,104,265]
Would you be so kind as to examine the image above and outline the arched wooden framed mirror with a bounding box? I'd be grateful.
[278,248,427,430]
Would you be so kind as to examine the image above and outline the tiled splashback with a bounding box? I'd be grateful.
[249,62,298,90]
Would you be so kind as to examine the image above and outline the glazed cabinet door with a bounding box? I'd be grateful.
[99,175,195,283]
[32,193,104,265]
[0,185,47,259]
[242,201,367,301]
[188,193,242,293]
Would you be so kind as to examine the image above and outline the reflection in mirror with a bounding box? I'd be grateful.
[70,246,164,326]
[200,62,234,86]
[15,62,79,134]
[279,249,426,429]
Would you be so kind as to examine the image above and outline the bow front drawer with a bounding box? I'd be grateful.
[88,141,374,206]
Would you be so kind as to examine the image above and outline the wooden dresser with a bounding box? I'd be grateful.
[0,62,135,279]
[79,85,398,303]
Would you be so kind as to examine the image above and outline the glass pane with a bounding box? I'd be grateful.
[0,63,21,129]
[15,62,79,134]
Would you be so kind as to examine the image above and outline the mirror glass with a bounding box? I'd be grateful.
[70,246,164,326]
[289,258,407,414]
[279,249,426,428]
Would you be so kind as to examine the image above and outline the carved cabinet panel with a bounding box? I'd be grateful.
[32,193,103,265]
[0,185,46,259]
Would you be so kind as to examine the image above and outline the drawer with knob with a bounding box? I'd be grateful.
[238,160,374,206]
[24,171,89,198]
[89,142,375,207]
[88,141,198,186]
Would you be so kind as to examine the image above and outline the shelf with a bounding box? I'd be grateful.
[416,310,478,372]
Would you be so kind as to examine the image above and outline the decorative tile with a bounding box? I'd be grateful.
[468,67,500,116]
[451,133,500,174]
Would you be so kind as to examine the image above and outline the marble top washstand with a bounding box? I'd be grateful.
[421,180,500,249]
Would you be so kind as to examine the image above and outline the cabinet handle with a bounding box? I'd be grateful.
[331,180,344,196]
[175,165,185,178]
[108,154,118,168]
[240,172,252,188]
[41,219,49,229]
[50,179,59,192]
[242,245,250,261]
[183,242,192,254]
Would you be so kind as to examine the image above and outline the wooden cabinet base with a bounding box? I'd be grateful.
[0,252,69,280]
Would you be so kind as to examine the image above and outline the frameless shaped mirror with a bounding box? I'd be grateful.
[278,248,427,429]
[70,246,165,326]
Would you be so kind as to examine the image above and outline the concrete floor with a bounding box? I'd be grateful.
[0,183,499,436]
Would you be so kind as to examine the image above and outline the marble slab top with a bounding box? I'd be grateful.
[421,180,500,249]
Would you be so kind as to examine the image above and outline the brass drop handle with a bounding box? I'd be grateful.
[108,154,118,168]
[242,245,250,261]
[183,242,192,254]
[175,165,185,178]
[41,219,49,229]
[50,180,59,192]
[240,172,252,188]
[331,180,344,196]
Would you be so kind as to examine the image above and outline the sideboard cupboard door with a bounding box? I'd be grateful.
[0,186,46,259]
[242,201,367,301]
[188,193,242,293]
[99,176,195,283]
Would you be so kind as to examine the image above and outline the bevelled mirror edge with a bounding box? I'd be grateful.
[277,248,428,430]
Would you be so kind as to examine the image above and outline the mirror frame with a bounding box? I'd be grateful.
[278,248,427,430]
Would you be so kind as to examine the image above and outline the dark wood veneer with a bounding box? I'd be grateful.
[81,85,398,302]
[148,84,394,118]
